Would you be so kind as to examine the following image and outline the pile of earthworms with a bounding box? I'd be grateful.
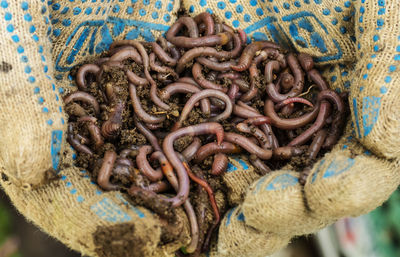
[64,12,348,255]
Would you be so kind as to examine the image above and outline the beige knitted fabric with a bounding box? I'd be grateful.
[0,0,399,256]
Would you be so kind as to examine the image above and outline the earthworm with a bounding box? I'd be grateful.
[233,78,250,91]
[166,16,199,40]
[98,150,119,191]
[159,82,211,115]
[169,45,181,61]
[150,42,177,66]
[222,24,235,34]
[264,99,320,130]
[145,123,163,130]
[238,29,247,44]
[249,155,271,175]
[136,145,163,182]
[206,70,219,81]
[157,36,168,50]
[240,62,259,102]
[233,104,262,118]
[67,124,94,155]
[299,167,312,186]
[173,89,233,130]
[224,132,273,160]
[217,71,241,80]
[194,12,214,35]
[75,133,91,145]
[115,157,134,167]
[274,97,314,110]
[151,151,199,253]
[298,53,314,71]
[156,73,173,84]
[243,116,272,125]
[129,84,166,124]
[194,142,240,163]
[317,90,346,148]
[126,70,149,86]
[215,22,223,33]
[177,77,199,86]
[272,146,305,159]
[265,54,304,102]
[177,45,242,73]
[94,57,110,65]
[288,100,331,146]
[144,181,171,193]
[211,153,228,176]
[76,64,101,90]
[308,129,328,159]
[133,116,161,151]
[119,146,140,158]
[196,57,236,71]
[77,116,104,149]
[109,47,143,64]
[192,63,228,92]
[101,101,125,138]
[264,60,281,83]
[231,41,280,71]
[236,123,271,149]
[227,83,240,101]
[254,48,286,68]
[182,162,219,254]
[64,91,100,115]
[260,124,280,149]
[182,137,202,161]
[149,53,178,79]
[279,72,295,91]
[162,122,224,207]
[65,102,88,117]
[308,69,329,91]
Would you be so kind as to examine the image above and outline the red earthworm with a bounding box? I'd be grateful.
[182,162,219,254]
[227,83,240,101]
[253,48,286,68]
[260,124,280,149]
[240,62,258,102]
[288,100,331,146]
[166,16,199,39]
[236,123,271,149]
[75,133,91,145]
[308,129,328,159]
[176,41,242,73]
[279,72,295,91]
[274,97,314,110]
[193,142,240,162]
[101,101,125,138]
[298,53,314,71]
[76,64,100,90]
[264,99,320,130]
[211,153,228,176]
[98,150,119,191]
[237,100,259,113]
[149,53,178,79]
[173,89,232,131]
[156,73,173,84]
[94,57,110,65]
[145,122,163,130]
[217,71,241,80]
[109,47,143,64]
[249,155,271,175]
[136,145,163,182]
[215,22,223,33]
[243,116,272,125]
[280,104,295,116]
[112,164,131,179]
[273,146,305,159]
[133,116,161,152]
[169,45,181,61]
[150,42,177,66]
[231,41,280,71]
[299,167,312,186]
[192,63,228,92]
[151,151,199,253]
[156,36,168,50]
[307,69,329,91]
[197,57,236,72]
[318,90,346,148]
[194,12,214,35]
[115,157,134,167]
[182,137,202,161]
[265,54,304,102]
[144,180,171,193]
[126,70,149,86]
[222,23,235,34]
[264,60,281,83]
[206,70,219,81]
[238,29,247,44]
[233,78,250,92]
[67,124,94,155]
[233,104,261,118]
[177,77,199,86]
[129,84,166,124]
[224,132,273,160]
[224,33,243,59]
[162,122,224,207]
[77,116,104,149]
[64,91,100,115]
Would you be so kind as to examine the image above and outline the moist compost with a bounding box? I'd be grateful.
[65,11,349,256]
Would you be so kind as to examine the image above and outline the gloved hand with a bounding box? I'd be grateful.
[0,0,399,257]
